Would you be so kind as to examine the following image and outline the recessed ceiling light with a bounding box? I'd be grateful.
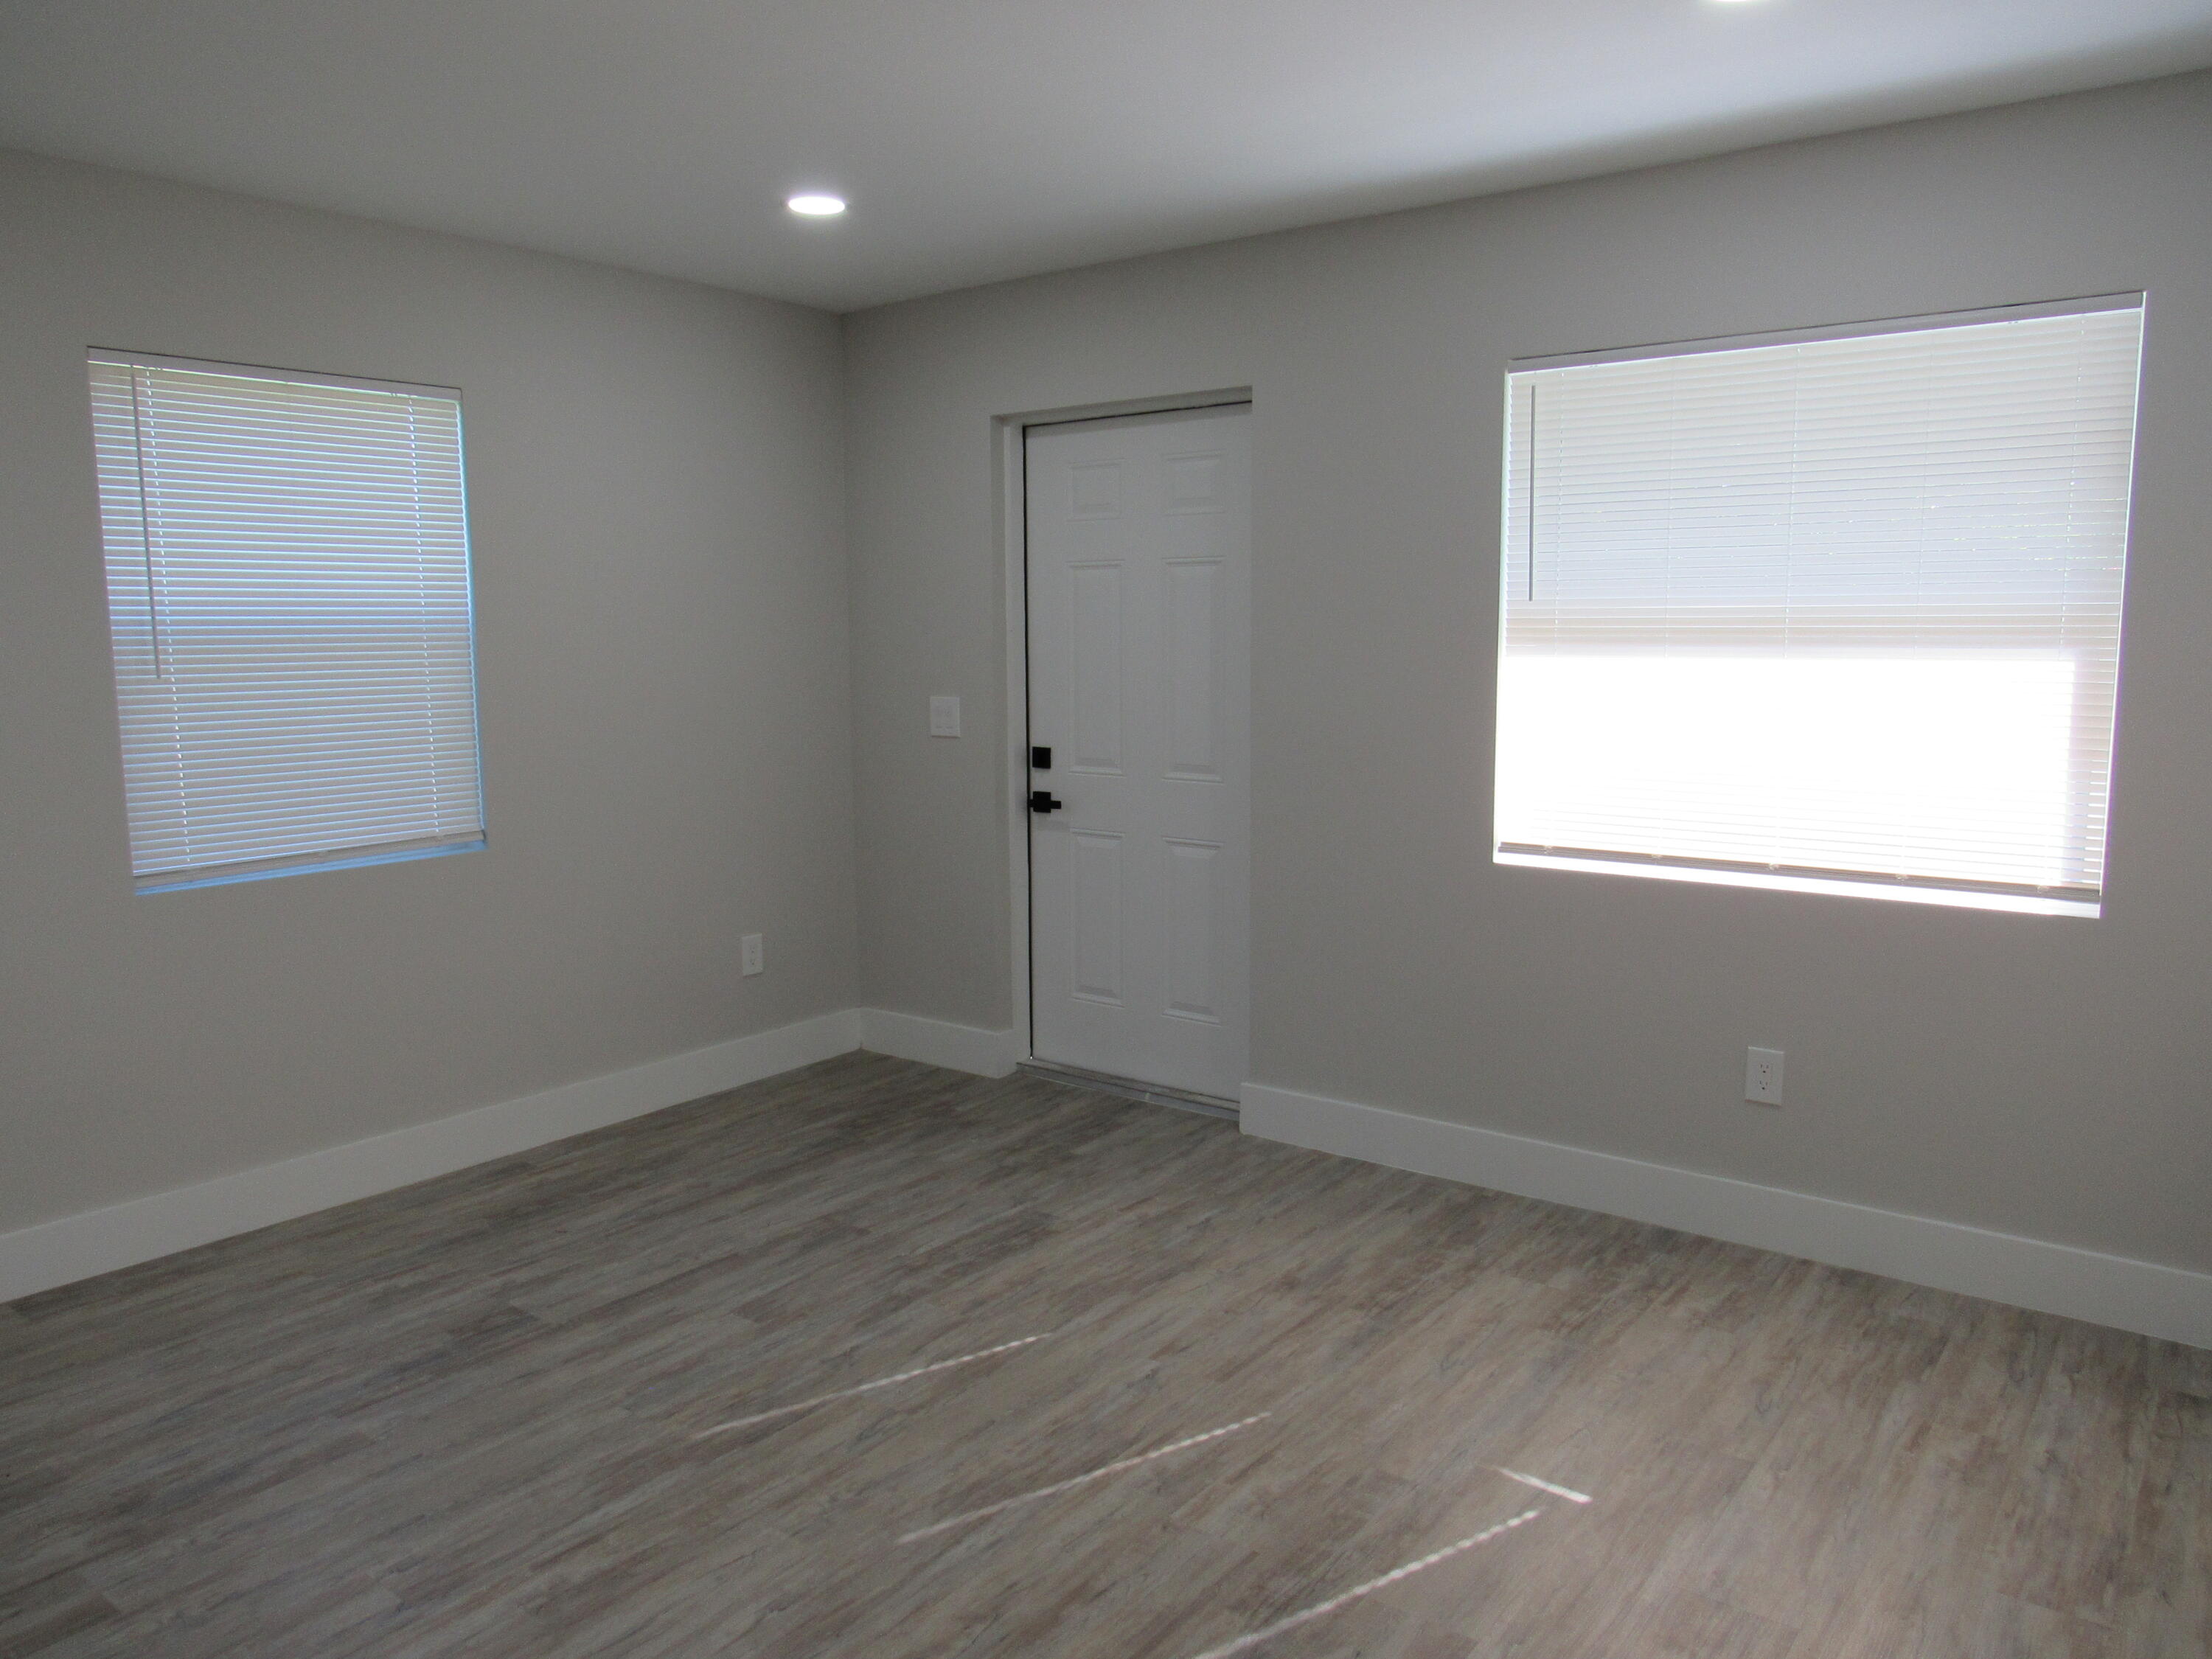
[787,193,847,217]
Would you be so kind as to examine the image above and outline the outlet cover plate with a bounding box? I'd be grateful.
[1745,1046,1784,1106]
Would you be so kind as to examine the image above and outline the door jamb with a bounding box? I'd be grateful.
[997,388,1253,1068]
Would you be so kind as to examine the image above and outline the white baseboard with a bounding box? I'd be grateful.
[0,1009,863,1304]
[41,1018,2188,1349]
[1242,1082,2212,1350]
[856,1008,1021,1078]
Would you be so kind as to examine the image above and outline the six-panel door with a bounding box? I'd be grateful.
[1026,405,1251,1100]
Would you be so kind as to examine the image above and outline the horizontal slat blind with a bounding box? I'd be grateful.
[1498,303,2143,910]
[88,354,484,888]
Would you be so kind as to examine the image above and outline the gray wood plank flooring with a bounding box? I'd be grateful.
[2,1052,2205,1657]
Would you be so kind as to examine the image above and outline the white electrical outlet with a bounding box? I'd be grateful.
[1745,1046,1784,1106]
[929,695,961,738]
[741,933,764,976]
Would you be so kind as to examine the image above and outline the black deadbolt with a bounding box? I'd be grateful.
[1031,745,1052,770]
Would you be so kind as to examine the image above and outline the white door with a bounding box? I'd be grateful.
[1026,404,1250,1101]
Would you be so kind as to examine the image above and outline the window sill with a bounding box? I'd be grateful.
[1494,849,2098,918]
[136,837,484,895]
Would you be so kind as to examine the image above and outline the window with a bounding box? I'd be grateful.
[1495,297,2144,918]
[88,352,484,892]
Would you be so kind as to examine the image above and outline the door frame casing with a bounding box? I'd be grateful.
[995,388,1253,1069]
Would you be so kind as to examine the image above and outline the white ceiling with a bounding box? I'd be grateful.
[4,1,2210,313]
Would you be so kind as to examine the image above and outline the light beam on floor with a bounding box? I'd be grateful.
[1492,1467,1593,1503]
[899,1413,1272,1543]
[692,1332,1056,1436]
[1181,1507,1546,1659]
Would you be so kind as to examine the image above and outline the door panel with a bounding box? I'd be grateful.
[1069,563,1124,773]
[1070,831,1124,1005]
[1163,559,1222,781]
[1162,839,1222,1023]
[1027,404,1250,1100]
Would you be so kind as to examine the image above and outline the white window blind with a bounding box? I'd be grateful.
[88,352,484,891]
[1496,299,2144,917]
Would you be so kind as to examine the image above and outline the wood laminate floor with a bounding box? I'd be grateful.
[2,1052,2205,1658]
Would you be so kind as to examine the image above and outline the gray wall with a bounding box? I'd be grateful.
[845,72,2212,1273]
[0,151,857,1235]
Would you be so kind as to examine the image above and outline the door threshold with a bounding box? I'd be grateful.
[1017,1060,1240,1122]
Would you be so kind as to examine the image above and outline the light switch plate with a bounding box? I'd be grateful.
[741,933,763,976]
[929,695,961,738]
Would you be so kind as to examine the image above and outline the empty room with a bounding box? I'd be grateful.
[2,2,2208,1654]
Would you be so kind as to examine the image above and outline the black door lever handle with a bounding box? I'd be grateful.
[1029,790,1063,814]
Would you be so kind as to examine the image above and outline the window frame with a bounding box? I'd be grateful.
[1491,293,2147,919]
[87,349,489,894]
